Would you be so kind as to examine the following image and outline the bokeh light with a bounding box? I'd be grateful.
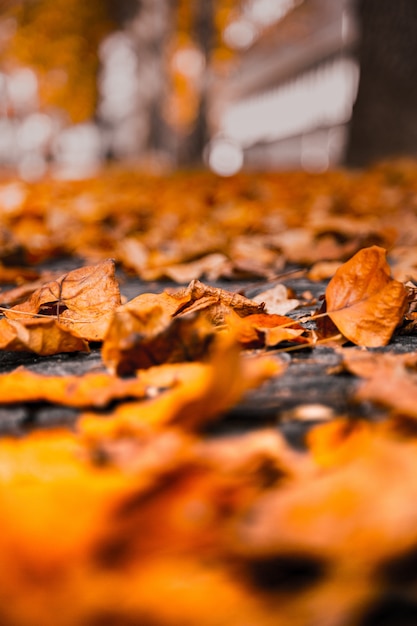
[207,137,244,176]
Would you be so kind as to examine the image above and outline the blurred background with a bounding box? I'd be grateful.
[0,0,414,179]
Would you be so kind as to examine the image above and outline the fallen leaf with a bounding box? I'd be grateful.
[226,311,308,348]
[355,366,417,419]
[0,264,40,284]
[0,317,88,355]
[340,347,417,379]
[171,279,265,319]
[83,335,282,437]
[102,281,265,374]
[7,259,121,341]
[323,246,407,347]
[142,252,231,283]
[102,303,216,375]
[252,283,300,315]
[230,420,417,570]
[307,260,343,281]
[0,368,152,407]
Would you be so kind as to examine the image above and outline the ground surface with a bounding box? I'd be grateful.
[1,268,414,441]
[3,167,417,626]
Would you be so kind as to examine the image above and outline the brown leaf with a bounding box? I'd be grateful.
[171,279,265,318]
[231,419,417,569]
[7,259,121,341]
[0,317,88,355]
[102,281,265,374]
[102,303,216,375]
[323,246,407,347]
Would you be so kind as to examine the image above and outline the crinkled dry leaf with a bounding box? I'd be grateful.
[7,259,121,341]
[102,281,265,374]
[323,246,407,347]
[0,317,88,355]
[171,279,265,318]
[102,300,216,375]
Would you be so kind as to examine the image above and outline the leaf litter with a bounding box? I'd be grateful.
[0,165,417,624]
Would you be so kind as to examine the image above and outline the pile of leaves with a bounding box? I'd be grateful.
[1,159,417,282]
[2,163,417,625]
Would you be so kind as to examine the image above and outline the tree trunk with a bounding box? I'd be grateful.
[178,0,215,166]
[102,0,174,162]
[345,0,417,167]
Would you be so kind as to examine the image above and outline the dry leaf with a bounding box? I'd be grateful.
[252,284,300,315]
[142,252,230,283]
[226,311,308,348]
[355,367,417,419]
[83,335,282,437]
[323,246,407,347]
[231,420,417,569]
[171,279,265,318]
[102,281,265,374]
[102,303,216,375]
[0,264,40,284]
[0,317,88,355]
[340,347,417,379]
[7,259,121,341]
[0,368,152,407]
[308,260,343,281]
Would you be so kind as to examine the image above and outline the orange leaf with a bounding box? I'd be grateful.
[355,364,417,419]
[171,279,265,319]
[7,259,121,341]
[102,281,264,374]
[226,311,307,348]
[102,302,216,375]
[0,317,88,355]
[0,263,40,284]
[0,368,151,408]
[83,335,282,437]
[324,246,407,347]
